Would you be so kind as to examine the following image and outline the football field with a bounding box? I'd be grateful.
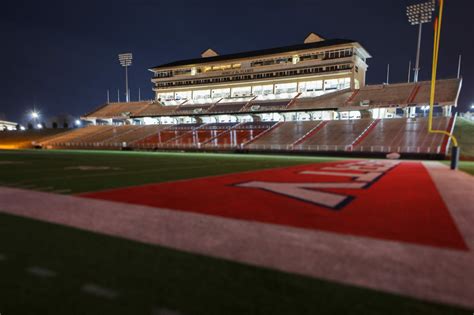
[0,149,473,315]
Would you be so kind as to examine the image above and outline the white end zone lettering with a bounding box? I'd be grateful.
[236,160,400,210]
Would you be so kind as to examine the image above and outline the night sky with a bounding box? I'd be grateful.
[1,0,472,123]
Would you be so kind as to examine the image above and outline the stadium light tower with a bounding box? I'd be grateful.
[118,53,133,103]
[30,110,40,128]
[406,1,436,82]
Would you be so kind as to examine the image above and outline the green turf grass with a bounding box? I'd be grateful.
[453,117,474,159]
[0,149,343,194]
[0,213,469,315]
[454,161,474,175]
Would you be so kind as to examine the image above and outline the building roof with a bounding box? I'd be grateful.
[150,38,360,70]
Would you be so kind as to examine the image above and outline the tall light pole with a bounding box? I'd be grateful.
[118,53,133,102]
[30,110,40,129]
[406,1,435,82]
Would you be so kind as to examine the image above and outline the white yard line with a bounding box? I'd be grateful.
[81,283,118,299]
[0,163,473,309]
[26,266,57,278]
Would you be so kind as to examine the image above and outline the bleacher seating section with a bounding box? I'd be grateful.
[83,101,152,119]
[296,119,374,149]
[133,103,177,117]
[412,79,461,105]
[245,99,292,112]
[247,121,321,148]
[0,129,67,149]
[290,89,353,110]
[206,122,277,148]
[39,78,456,155]
[36,116,454,155]
[167,123,237,147]
[210,102,248,114]
[354,117,451,153]
[80,79,461,121]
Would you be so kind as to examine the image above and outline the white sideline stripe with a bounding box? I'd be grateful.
[81,283,118,299]
[423,161,474,249]
[26,266,57,278]
[152,307,182,315]
[0,163,473,309]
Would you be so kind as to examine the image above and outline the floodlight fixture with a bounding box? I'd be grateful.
[75,119,82,126]
[31,111,39,119]
[118,53,133,102]
[406,0,436,82]
[36,123,43,129]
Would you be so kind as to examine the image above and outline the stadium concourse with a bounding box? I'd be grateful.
[0,150,473,315]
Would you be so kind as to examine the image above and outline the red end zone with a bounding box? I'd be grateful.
[81,160,467,250]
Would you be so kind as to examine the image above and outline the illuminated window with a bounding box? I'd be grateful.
[292,55,300,64]
[324,78,350,90]
[157,92,174,100]
[211,88,230,99]
[193,90,211,100]
[231,86,252,97]
[298,80,323,92]
[191,67,197,76]
[252,85,273,96]
[275,83,297,94]
[175,91,192,100]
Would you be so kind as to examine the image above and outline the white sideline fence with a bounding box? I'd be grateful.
[47,141,443,154]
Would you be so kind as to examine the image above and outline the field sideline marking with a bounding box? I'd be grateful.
[81,283,119,299]
[0,161,473,309]
[26,266,57,278]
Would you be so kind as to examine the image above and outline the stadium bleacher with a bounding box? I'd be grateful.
[247,121,321,149]
[24,116,453,155]
[166,123,237,147]
[206,121,277,148]
[354,116,452,154]
[83,101,152,119]
[412,79,461,106]
[290,89,353,110]
[133,103,178,117]
[0,129,67,149]
[295,119,374,150]
[101,125,167,146]
[210,102,248,114]
[245,99,292,112]
[19,78,455,156]
[134,124,203,147]
[174,104,213,115]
